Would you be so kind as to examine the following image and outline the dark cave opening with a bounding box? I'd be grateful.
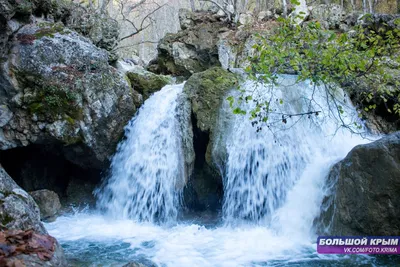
[0,144,102,207]
[183,113,224,214]
[191,113,209,169]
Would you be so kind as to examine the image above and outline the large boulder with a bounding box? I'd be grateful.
[184,67,238,134]
[29,189,62,221]
[126,66,173,100]
[317,132,400,236]
[0,168,43,233]
[0,167,66,266]
[0,21,139,169]
[147,10,230,77]
[66,6,119,60]
[182,67,238,210]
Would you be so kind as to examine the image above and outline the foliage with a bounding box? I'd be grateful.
[229,12,400,131]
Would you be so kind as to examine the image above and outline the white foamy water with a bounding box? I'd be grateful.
[46,77,381,266]
[46,212,377,266]
[96,83,186,222]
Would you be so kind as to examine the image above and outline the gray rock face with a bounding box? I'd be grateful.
[218,34,257,70]
[317,132,400,236]
[0,0,75,60]
[358,13,400,31]
[29,189,62,221]
[0,167,66,266]
[148,11,229,77]
[0,22,138,169]
[66,6,119,59]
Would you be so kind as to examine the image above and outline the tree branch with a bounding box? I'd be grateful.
[118,2,166,42]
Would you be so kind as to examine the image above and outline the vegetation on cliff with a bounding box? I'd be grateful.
[228,11,400,132]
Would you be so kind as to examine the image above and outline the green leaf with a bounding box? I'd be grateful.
[226,96,234,108]
[233,107,246,115]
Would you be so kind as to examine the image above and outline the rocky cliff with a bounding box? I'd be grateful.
[0,0,141,171]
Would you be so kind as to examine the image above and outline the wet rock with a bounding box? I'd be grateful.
[29,189,61,221]
[317,132,400,236]
[176,94,195,188]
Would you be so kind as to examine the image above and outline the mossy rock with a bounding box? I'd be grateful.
[126,69,173,100]
[184,67,239,132]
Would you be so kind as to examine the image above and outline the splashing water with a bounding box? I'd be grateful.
[44,77,388,266]
[96,84,187,222]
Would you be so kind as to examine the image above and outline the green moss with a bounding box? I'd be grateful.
[64,115,75,125]
[24,80,82,121]
[183,67,239,132]
[123,74,132,87]
[0,214,14,226]
[126,71,173,100]
[34,23,67,39]
[28,102,44,113]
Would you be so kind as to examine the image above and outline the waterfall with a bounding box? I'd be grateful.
[215,75,367,228]
[96,83,189,223]
[46,76,377,266]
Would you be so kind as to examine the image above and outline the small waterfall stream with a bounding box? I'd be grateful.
[44,77,385,266]
[96,83,186,222]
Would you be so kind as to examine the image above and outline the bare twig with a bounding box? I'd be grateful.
[118,2,166,42]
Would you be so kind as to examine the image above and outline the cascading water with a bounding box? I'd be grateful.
[44,77,385,266]
[96,83,187,222]
[216,75,368,227]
